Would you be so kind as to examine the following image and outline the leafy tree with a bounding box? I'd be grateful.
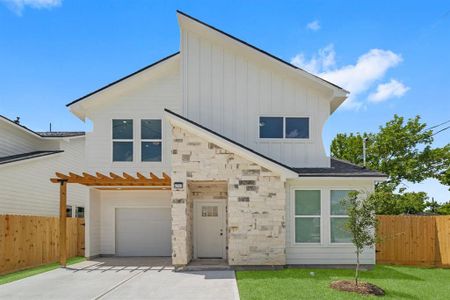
[343,191,377,286]
[437,202,450,215]
[331,115,450,214]
[372,188,428,215]
[331,115,449,187]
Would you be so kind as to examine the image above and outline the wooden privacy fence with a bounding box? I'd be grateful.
[377,215,450,267]
[0,215,85,275]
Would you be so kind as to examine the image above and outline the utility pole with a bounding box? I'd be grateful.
[363,137,368,167]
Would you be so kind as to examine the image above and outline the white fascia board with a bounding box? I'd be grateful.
[165,112,298,180]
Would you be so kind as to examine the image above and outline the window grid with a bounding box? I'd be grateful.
[294,190,321,244]
[112,119,133,162]
[141,119,162,162]
[330,190,353,244]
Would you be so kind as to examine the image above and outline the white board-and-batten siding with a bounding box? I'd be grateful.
[180,28,330,168]
[0,137,88,216]
[83,57,182,176]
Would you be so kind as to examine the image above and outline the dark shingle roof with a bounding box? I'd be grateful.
[293,158,386,177]
[0,151,63,165]
[1,114,84,138]
[36,131,85,137]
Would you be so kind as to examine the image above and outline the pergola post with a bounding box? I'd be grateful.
[59,180,67,267]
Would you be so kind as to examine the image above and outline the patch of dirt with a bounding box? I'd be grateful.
[330,280,385,296]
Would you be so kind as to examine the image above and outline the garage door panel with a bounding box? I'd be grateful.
[116,208,171,256]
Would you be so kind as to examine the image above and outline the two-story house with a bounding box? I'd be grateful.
[61,11,385,267]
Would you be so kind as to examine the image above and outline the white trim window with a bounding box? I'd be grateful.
[330,190,353,243]
[112,119,133,162]
[294,190,321,243]
[259,116,309,139]
[75,206,85,218]
[141,119,162,162]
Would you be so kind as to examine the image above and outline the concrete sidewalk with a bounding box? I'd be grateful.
[0,258,240,300]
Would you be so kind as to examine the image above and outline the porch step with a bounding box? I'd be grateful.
[179,259,232,272]
[181,264,232,272]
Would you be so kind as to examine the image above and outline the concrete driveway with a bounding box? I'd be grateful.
[0,257,240,300]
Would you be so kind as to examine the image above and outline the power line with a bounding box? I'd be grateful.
[425,119,450,131]
[431,125,450,137]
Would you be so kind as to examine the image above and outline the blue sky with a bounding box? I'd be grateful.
[0,1,449,201]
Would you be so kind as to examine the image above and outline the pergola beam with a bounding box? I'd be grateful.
[50,171,171,187]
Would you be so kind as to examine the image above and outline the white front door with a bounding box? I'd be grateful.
[194,201,226,258]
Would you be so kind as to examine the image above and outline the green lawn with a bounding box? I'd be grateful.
[236,265,450,299]
[0,256,85,285]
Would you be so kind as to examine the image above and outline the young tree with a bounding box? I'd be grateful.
[343,191,377,286]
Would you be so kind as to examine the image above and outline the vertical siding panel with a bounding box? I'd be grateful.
[222,50,235,138]
[211,44,224,132]
[199,39,212,126]
[247,62,258,147]
[187,33,200,121]
[235,56,248,144]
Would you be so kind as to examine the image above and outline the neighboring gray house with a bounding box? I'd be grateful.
[0,115,87,217]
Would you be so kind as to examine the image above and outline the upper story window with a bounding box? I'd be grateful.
[330,190,353,243]
[259,116,309,139]
[141,119,162,162]
[112,119,133,162]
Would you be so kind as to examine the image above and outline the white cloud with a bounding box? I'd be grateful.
[291,46,404,110]
[306,20,321,31]
[368,79,410,102]
[291,44,335,74]
[1,0,61,15]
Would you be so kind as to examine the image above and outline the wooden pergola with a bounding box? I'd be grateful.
[50,171,171,266]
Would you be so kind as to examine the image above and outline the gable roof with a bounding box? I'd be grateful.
[165,109,385,179]
[176,10,348,95]
[66,52,180,108]
[165,109,299,179]
[0,115,84,139]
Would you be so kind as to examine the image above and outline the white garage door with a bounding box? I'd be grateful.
[115,207,171,256]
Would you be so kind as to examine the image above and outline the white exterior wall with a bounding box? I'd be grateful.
[94,190,171,255]
[0,120,57,156]
[83,58,182,175]
[0,137,88,216]
[180,28,331,167]
[86,188,101,257]
[285,178,376,265]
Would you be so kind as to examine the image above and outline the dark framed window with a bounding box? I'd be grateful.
[66,205,73,218]
[112,119,133,162]
[259,116,309,139]
[141,119,162,162]
[285,117,309,139]
[259,117,283,138]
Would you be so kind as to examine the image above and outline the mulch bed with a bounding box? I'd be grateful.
[330,280,385,296]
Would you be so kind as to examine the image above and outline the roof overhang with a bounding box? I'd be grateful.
[165,109,298,180]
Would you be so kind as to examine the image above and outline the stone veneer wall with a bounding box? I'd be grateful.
[171,126,286,266]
